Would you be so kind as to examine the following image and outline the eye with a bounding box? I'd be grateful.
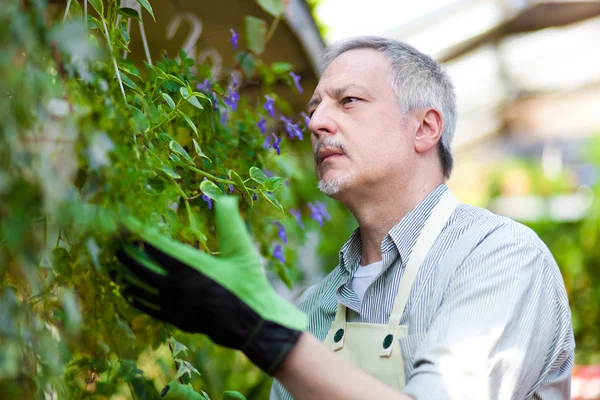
[341,97,360,105]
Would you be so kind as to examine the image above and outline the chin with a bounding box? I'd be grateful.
[317,172,354,196]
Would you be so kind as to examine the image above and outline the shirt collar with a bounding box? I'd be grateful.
[338,184,450,275]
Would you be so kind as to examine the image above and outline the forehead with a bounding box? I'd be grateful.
[316,48,393,92]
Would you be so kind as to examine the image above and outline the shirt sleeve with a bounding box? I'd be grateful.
[402,234,573,400]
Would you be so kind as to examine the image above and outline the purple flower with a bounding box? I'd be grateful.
[202,194,213,210]
[272,133,282,155]
[223,89,240,111]
[196,79,211,93]
[212,92,218,110]
[257,116,267,134]
[228,184,235,194]
[229,28,239,50]
[290,209,304,229]
[263,95,275,117]
[289,72,303,94]
[220,109,228,125]
[273,221,288,244]
[264,169,274,178]
[281,116,303,140]
[231,73,238,88]
[301,111,310,126]
[252,193,258,201]
[308,201,331,226]
[263,133,282,155]
[273,244,285,263]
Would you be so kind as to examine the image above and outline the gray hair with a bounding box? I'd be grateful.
[319,36,457,179]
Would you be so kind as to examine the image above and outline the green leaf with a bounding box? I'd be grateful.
[169,141,193,164]
[271,62,294,75]
[156,132,173,143]
[223,391,247,400]
[117,7,141,21]
[160,165,181,180]
[244,16,267,55]
[185,202,197,230]
[255,0,285,17]
[150,65,167,80]
[126,104,149,132]
[119,63,142,80]
[120,73,138,90]
[178,110,198,135]
[179,86,189,99]
[192,139,212,162]
[228,170,252,205]
[50,248,72,277]
[235,52,257,77]
[173,359,200,380]
[200,180,223,201]
[88,0,104,16]
[261,191,284,212]
[166,338,188,357]
[162,92,176,110]
[135,0,155,21]
[167,74,186,87]
[249,167,267,185]
[263,177,286,192]
[187,96,203,110]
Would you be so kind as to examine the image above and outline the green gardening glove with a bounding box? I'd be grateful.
[114,196,307,375]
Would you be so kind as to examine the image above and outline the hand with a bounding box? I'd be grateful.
[114,196,307,375]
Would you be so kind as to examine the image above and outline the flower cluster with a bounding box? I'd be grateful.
[308,201,331,227]
[271,221,287,263]
[289,71,303,94]
[281,116,303,140]
[263,133,282,155]
[229,28,239,50]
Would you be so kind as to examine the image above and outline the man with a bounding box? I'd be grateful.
[116,37,574,399]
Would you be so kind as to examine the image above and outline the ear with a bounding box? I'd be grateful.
[414,108,443,154]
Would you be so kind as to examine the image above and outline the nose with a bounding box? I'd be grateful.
[308,102,337,141]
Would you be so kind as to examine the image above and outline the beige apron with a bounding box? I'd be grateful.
[323,191,459,390]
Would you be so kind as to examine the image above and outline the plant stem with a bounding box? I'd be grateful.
[187,166,234,184]
[106,314,137,400]
[265,15,281,45]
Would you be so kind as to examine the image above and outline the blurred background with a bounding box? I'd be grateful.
[46,0,600,398]
[314,1,600,398]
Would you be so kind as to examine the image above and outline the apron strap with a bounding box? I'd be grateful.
[331,303,347,351]
[380,191,459,357]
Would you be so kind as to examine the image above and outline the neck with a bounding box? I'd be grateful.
[342,177,444,266]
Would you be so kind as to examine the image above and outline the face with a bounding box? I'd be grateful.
[307,48,413,198]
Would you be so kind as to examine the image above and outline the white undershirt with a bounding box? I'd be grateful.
[350,261,383,303]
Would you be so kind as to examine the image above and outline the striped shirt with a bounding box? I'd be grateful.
[270,184,574,400]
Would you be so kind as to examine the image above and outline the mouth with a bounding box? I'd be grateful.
[318,148,345,165]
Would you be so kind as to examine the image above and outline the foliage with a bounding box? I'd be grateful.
[525,139,600,365]
[0,0,332,398]
[485,138,600,365]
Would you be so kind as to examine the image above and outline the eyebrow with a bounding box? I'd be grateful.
[306,84,370,111]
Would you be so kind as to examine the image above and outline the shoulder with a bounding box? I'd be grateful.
[449,203,554,258]
[447,204,564,290]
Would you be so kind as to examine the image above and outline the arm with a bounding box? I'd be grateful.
[276,332,414,400]
[113,198,415,399]
[403,234,573,400]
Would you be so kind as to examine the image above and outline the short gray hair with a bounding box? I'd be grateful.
[319,36,457,179]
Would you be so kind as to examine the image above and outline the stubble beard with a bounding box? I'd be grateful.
[313,136,353,195]
[317,170,354,195]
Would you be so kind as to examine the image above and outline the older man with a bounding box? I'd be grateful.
[117,37,574,400]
